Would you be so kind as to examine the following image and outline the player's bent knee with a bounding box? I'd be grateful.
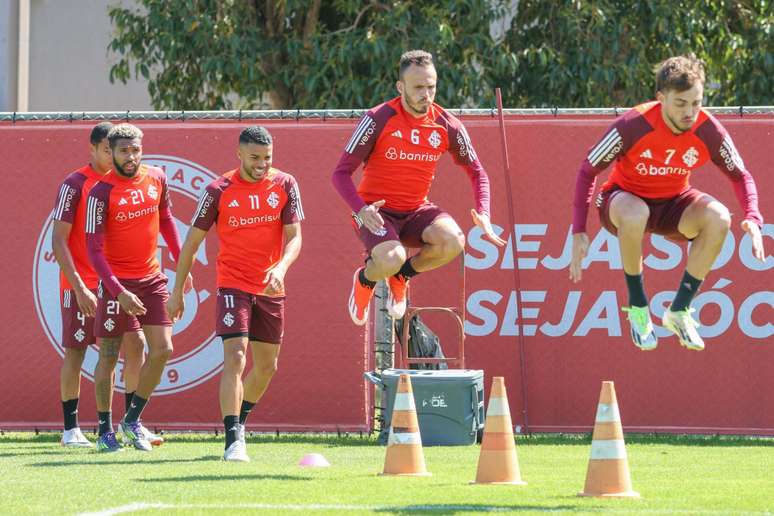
[149,345,173,363]
[707,204,732,232]
[611,195,649,228]
[224,349,247,372]
[439,231,465,258]
[258,361,278,378]
[371,244,407,273]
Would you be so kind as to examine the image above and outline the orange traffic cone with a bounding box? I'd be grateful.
[380,374,431,476]
[471,377,526,485]
[578,381,639,498]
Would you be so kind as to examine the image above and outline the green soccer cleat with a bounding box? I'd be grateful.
[622,305,658,351]
[95,431,123,453]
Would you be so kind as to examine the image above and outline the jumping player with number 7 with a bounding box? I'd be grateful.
[167,126,304,462]
[570,55,765,351]
[86,123,191,452]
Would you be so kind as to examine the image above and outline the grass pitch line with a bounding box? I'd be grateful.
[78,503,774,516]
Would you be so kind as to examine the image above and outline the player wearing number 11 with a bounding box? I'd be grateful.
[167,126,304,462]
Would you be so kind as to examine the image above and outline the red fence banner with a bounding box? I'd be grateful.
[1,111,771,433]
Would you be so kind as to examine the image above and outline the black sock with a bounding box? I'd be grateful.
[625,273,648,307]
[670,271,703,312]
[358,268,376,289]
[224,415,240,449]
[239,400,255,426]
[63,398,79,431]
[124,394,148,423]
[397,259,419,280]
[125,391,135,413]
[98,411,112,436]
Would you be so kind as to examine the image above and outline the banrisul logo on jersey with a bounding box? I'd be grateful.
[33,155,221,395]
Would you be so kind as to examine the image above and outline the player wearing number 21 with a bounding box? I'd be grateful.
[86,123,192,452]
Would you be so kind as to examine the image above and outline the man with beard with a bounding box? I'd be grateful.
[51,122,162,449]
[332,49,505,327]
[86,123,190,451]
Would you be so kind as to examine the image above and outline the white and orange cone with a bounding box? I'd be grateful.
[578,381,639,498]
[380,374,431,476]
[471,377,526,485]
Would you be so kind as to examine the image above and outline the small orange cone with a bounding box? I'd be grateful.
[578,381,639,498]
[380,374,431,476]
[471,377,526,485]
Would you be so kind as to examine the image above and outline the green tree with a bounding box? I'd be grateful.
[496,0,773,107]
[109,0,509,110]
[109,1,772,109]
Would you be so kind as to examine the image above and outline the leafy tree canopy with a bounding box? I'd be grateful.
[109,1,772,109]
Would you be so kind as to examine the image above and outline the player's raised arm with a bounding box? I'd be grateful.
[447,119,504,247]
[570,118,630,282]
[697,115,766,260]
[331,110,388,232]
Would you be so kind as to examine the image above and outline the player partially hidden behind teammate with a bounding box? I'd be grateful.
[51,122,160,448]
[332,49,505,326]
[86,123,190,451]
[168,126,304,462]
[570,54,765,351]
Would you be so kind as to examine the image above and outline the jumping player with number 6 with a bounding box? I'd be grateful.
[167,126,304,462]
[332,50,505,327]
[86,123,191,452]
[570,55,765,351]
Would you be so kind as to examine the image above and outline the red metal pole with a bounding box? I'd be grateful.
[495,87,530,434]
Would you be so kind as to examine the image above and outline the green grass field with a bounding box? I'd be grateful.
[2,432,773,515]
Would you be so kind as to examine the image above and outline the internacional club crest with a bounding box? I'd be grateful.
[33,155,221,395]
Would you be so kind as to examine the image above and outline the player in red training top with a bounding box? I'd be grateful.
[332,49,505,326]
[570,55,765,351]
[51,122,160,449]
[86,123,190,452]
[168,126,303,462]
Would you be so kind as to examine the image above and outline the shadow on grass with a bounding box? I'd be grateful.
[517,433,774,447]
[136,473,311,482]
[4,432,773,447]
[29,455,221,467]
[374,504,582,514]
[0,450,74,458]
[0,433,378,446]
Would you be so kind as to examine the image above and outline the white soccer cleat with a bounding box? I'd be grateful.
[223,439,250,462]
[139,424,164,446]
[238,424,246,443]
[61,427,93,448]
[662,308,704,351]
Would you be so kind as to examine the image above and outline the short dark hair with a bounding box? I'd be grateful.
[90,122,114,145]
[107,123,144,148]
[655,54,706,93]
[399,49,434,79]
[239,125,272,146]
